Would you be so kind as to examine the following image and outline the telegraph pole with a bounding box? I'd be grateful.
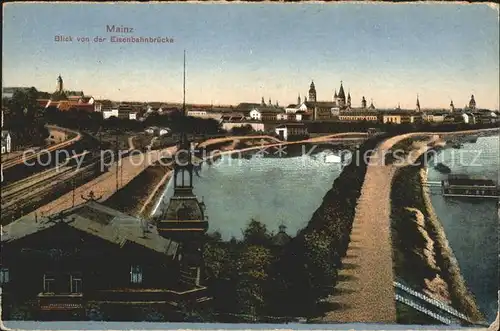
[115,134,119,191]
[72,176,76,207]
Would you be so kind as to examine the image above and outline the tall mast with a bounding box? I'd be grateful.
[183,50,186,116]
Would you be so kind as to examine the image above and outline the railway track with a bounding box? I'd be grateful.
[1,152,111,223]
[2,126,82,170]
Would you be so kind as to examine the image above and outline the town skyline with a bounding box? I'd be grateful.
[3,3,499,109]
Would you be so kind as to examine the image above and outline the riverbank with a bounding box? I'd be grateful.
[103,161,173,216]
[390,153,484,324]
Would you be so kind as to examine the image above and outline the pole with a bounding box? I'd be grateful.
[183,50,186,116]
[120,157,124,188]
[72,176,75,207]
[115,134,119,191]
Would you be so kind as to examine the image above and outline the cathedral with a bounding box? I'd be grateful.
[305,80,351,110]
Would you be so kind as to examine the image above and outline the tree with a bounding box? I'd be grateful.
[235,245,273,318]
[242,219,271,247]
[4,87,49,147]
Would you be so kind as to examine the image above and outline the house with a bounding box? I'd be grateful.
[102,107,119,119]
[1,108,12,154]
[221,112,245,122]
[285,103,308,114]
[276,113,288,121]
[157,128,170,136]
[248,107,282,122]
[186,109,207,117]
[1,130,12,154]
[275,123,309,141]
[145,127,157,134]
[380,111,416,124]
[338,111,378,122]
[0,200,210,321]
[249,109,261,121]
[221,122,265,132]
[187,109,224,122]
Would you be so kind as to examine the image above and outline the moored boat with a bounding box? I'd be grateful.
[434,162,451,174]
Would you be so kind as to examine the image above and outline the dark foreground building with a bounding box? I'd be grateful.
[0,198,210,321]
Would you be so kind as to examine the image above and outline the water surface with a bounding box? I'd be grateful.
[157,152,344,240]
[427,135,499,322]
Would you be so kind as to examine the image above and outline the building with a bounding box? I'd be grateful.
[220,112,245,122]
[275,123,309,141]
[42,75,96,112]
[102,107,119,119]
[422,112,446,123]
[221,122,265,132]
[248,107,282,122]
[338,111,378,122]
[381,111,416,124]
[0,197,212,321]
[468,94,476,110]
[361,96,367,109]
[271,225,291,247]
[1,108,12,154]
[1,130,11,154]
[308,81,317,103]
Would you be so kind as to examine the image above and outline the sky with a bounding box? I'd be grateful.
[2,2,499,109]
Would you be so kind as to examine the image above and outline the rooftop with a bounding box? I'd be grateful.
[1,201,179,258]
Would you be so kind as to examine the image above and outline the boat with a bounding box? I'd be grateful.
[441,174,499,198]
[324,153,341,163]
[465,135,478,143]
[434,163,451,174]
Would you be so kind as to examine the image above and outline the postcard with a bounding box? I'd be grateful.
[1,1,499,330]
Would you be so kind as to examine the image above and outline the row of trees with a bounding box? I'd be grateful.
[202,136,389,321]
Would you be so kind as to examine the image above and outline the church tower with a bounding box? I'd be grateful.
[468,94,476,110]
[57,74,64,93]
[450,100,455,112]
[347,91,352,108]
[416,94,421,112]
[369,99,375,110]
[333,89,338,102]
[336,81,346,108]
[297,94,301,105]
[361,96,367,109]
[157,51,208,288]
[308,81,317,103]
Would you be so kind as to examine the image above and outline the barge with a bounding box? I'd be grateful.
[441,174,499,198]
[434,162,451,174]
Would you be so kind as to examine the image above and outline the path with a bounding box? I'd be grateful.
[322,129,493,323]
[321,133,444,323]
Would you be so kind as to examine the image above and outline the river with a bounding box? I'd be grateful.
[156,150,344,241]
[426,135,499,323]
